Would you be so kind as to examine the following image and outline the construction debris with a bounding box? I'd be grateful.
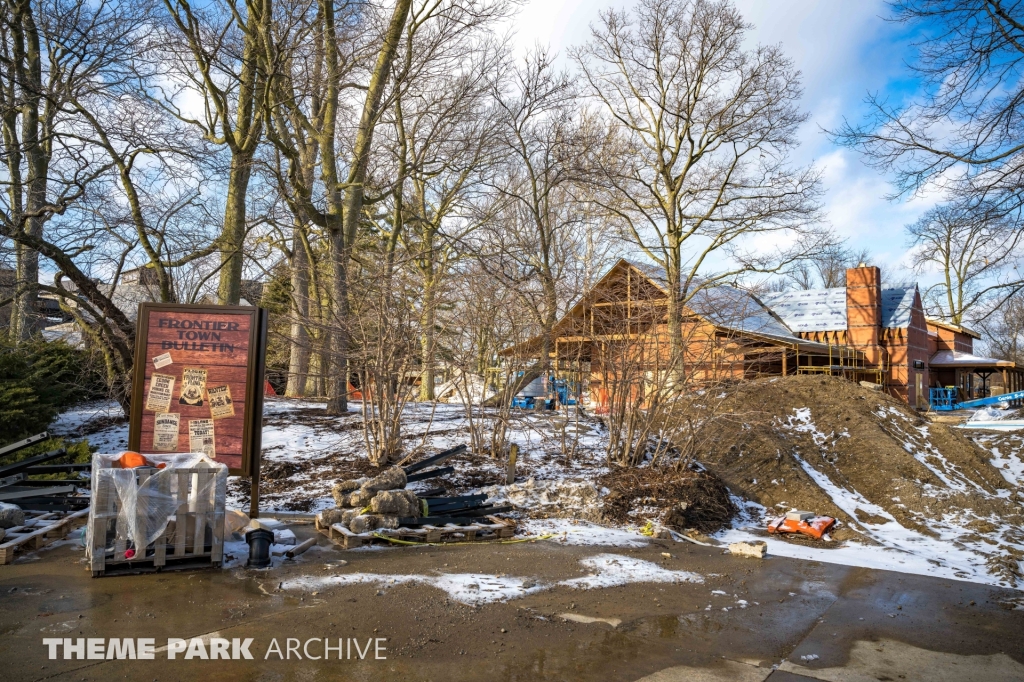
[285,537,316,558]
[0,432,90,512]
[728,541,767,559]
[316,445,515,545]
[0,502,25,528]
[767,510,836,540]
[0,508,90,564]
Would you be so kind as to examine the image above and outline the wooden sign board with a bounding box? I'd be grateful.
[129,303,268,479]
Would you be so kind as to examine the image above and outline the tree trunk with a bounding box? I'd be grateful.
[326,227,351,413]
[217,153,254,305]
[666,254,684,379]
[11,236,38,341]
[285,224,311,397]
[326,0,413,415]
[419,270,436,401]
[9,2,46,342]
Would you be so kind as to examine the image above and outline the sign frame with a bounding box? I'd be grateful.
[128,303,268,490]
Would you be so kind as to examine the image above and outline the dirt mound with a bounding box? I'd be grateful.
[598,466,736,533]
[692,375,1024,585]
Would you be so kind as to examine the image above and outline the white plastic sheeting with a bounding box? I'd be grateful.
[87,452,227,549]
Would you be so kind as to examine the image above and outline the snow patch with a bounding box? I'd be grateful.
[281,552,703,605]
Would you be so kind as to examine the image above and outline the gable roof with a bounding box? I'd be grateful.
[688,285,800,344]
[881,288,918,328]
[760,288,847,332]
[761,286,921,332]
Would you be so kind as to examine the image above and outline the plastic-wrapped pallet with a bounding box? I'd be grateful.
[87,453,228,575]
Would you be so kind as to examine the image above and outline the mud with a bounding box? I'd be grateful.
[694,376,1023,535]
[0,525,1022,681]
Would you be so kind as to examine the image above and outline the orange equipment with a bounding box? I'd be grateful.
[767,510,836,540]
[115,451,166,469]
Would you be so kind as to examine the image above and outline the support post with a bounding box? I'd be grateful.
[249,467,261,519]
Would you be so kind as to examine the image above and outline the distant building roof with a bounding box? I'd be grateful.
[621,259,669,291]
[925,318,982,340]
[42,322,83,348]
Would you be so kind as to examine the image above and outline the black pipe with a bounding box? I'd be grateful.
[397,508,512,526]
[417,487,447,498]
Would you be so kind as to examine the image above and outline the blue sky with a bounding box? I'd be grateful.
[510,0,938,281]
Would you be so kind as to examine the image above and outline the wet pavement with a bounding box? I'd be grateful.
[1,523,1022,681]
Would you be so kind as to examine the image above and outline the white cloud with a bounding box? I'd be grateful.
[508,0,936,278]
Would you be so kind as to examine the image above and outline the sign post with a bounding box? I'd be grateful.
[128,303,268,517]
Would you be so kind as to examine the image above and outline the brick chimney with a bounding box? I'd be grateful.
[846,265,883,365]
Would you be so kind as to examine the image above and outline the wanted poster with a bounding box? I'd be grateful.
[207,385,235,419]
[188,419,215,457]
[152,413,181,451]
[145,373,175,413]
[179,368,208,406]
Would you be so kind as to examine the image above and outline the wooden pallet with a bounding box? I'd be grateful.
[89,466,226,577]
[0,509,90,565]
[315,516,516,549]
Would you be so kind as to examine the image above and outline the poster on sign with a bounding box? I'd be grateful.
[129,303,268,481]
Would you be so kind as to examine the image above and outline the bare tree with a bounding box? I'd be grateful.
[978,291,1024,363]
[154,0,275,305]
[482,49,596,371]
[788,244,871,289]
[327,0,414,414]
[907,202,1024,324]
[384,2,509,400]
[831,0,1024,220]
[572,0,823,367]
[0,0,158,407]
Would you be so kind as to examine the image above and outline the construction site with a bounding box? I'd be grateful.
[4,230,1024,682]
[4,0,1024,680]
[3,240,1024,682]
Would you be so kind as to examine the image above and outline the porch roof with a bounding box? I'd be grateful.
[929,350,1015,369]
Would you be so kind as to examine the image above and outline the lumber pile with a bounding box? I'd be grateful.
[317,445,512,535]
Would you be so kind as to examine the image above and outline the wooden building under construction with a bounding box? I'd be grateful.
[502,259,1022,407]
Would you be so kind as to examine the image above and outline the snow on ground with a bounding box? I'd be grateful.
[560,554,703,589]
[874,407,984,493]
[46,397,1024,590]
[280,553,701,605]
[974,435,1024,488]
[50,401,129,452]
[520,519,649,547]
[745,408,1024,589]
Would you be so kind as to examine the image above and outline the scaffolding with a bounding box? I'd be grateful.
[794,342,886,385]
